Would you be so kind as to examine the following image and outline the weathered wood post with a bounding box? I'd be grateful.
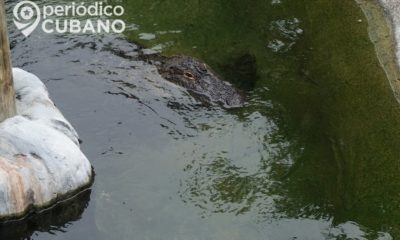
[0,0,16,122]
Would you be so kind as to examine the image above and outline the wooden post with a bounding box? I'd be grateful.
[0,0,16,122]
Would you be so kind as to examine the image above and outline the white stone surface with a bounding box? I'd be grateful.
[379,0,400,61]
[0,68,92,219]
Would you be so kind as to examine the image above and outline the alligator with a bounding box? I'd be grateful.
[157,56,245,108]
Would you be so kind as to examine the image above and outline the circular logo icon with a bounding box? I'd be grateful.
[13,1,41,37]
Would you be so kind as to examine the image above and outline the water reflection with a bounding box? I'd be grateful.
[268,17,303,53]
[0,189,91,240]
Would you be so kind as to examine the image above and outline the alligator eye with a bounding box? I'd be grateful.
[184,71,196,80]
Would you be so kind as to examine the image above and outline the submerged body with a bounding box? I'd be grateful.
[158,56,244,108]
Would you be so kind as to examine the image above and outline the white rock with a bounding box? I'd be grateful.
[379,0,400,62]
[0,68,92,219]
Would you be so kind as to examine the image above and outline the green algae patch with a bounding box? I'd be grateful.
[279,1,400,237]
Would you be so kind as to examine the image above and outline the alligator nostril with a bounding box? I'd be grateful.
[184,71,196,80]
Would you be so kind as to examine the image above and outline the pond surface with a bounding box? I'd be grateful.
[2,0,400,239]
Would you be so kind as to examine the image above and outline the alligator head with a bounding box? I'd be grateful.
[158,56,244,108]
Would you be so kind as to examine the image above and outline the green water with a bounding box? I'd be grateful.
[105,0,400,238]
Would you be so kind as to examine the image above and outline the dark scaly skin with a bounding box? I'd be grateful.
[158,56,244,108]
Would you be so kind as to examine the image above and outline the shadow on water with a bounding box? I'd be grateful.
[0,189,91,240]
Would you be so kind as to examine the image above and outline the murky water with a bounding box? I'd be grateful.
[2,0,400,239]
